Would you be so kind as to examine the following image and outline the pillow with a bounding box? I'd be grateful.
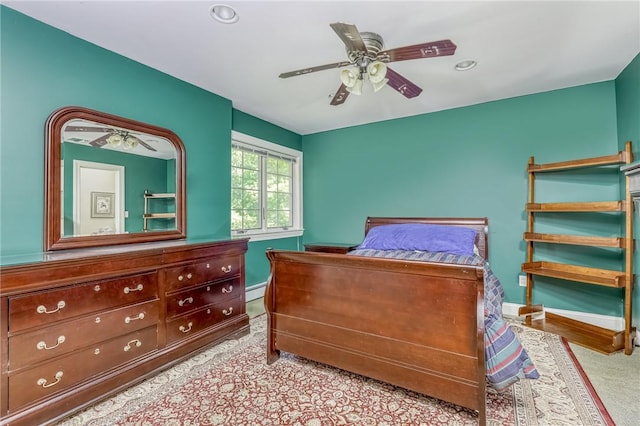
[357,223,477,256]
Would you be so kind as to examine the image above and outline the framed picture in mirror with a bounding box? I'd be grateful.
[91,192,115,218]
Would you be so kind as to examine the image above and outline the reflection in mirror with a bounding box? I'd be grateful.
[45,106,186,251]
[61,119,177,237]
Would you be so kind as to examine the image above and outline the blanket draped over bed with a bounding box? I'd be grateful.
[348,249,540,390]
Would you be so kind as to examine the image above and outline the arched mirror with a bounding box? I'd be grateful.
[44,106,186,251]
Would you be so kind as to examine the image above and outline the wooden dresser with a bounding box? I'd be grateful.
[0,239,249,425]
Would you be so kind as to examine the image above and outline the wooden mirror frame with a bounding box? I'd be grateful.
[44,106,186,251]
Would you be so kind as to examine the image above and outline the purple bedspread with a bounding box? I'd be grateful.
[348,249,540,390]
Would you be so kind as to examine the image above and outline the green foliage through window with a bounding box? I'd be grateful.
[232,144,295,232]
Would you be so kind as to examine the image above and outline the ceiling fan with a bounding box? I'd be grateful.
[64,125,157,152]
[279,22,457,106]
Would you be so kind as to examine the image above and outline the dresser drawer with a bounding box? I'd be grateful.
[164,255,241,291]
[165,296,244,345]
[8,326,158,411]
[166,278,240,319]
[8,299,159,371]
[9,272,158,332]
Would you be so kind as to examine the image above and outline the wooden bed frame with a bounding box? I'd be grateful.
[265,217,490,425]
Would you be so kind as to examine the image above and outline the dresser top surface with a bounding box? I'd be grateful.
[0,237,248,269]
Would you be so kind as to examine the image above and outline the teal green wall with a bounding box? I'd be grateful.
[616,54,640,152]
[231,110,303,286]
[232,110,302,151]
[302,82,624,316]
[0,8,227,254]
[615,53,640,324]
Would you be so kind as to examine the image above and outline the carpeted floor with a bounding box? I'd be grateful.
[569,343,640,426]
[58,312,614,426]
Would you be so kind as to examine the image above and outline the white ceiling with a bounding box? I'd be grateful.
[4,1,640,135]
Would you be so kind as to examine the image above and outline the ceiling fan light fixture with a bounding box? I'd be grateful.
[107,133,123,147]
[455,59,477,71]
[367,61,388,92]
[123,135,140,150]
[371,78,389,93]
[347,78,363,95]
[281,22,457,105]
[367,61,387,83]
[210,4,239,24]
[340,67,360,88]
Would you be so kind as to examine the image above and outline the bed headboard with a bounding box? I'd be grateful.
[364,217,489,259]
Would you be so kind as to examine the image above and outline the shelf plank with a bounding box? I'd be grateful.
[527,151,628,172]
[522,261,626,288]
[144,193,176,198]
[523,312,629,354]
[517,304,543,317]
[526,201,624,212]
[143,213,176,219]
[523,232,625,248]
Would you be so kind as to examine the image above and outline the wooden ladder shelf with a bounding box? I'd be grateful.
[521,141,635,355]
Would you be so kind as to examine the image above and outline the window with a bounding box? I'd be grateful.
[231,131,303,241]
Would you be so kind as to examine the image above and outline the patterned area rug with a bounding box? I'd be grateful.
[58,315,613,426]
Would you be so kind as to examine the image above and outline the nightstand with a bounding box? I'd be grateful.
[304,242,359,254]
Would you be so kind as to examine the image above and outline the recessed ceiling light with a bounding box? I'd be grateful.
[455,60,477,71]
[210,4,239,24]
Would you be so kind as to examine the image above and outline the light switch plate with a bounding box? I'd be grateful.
[518,274,527,287]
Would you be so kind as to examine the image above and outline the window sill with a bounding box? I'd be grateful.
[232,229,303,242]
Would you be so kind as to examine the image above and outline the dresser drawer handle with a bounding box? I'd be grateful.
[123,284,143,294]
[178,297,194,307]
[36,301,65,314]
[124,339,142,352]
[222,307,233,316]
[124,313,145,323]
[36,335,65,351]
[37,371,63,388]
[221,265,232,273]
[221,285,233,294]
[179,322,193,333]
[94,285,101,292]
[178,272,193,281]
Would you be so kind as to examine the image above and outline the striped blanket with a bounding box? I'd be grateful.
[348,249,540,390]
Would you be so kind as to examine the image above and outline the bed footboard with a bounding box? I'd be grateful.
[265,250,487,424]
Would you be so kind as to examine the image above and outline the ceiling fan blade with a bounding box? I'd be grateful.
[89,134,111,147]
[385,67,423,99]
[330,83,350,106]
[330,22,368,53]
[65,125,112,132]
[139,140,157,152]
[279,60,352,78]
[379,39,457,63]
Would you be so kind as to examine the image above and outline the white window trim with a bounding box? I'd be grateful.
[231,130,303,242]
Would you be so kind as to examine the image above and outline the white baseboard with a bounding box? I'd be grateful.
[503,302,626,331]
[246,282,267,301]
